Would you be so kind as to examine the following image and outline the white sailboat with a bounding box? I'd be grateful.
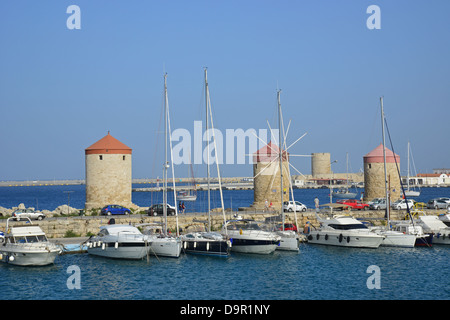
[182,68,231,257]
[146,73,182,258]
[404,141,421,197]
[332,153,358,199]
[371,97,417,248]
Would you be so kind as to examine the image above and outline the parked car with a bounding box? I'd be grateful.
[336,199,369,210]
[369,198,388,210]
[276,223,298,232]
[12,208,46,221]
[100,205,131,215]
[427,199,450,209]
[391,199,415,210]
[147,204,176,216]
[283,201,307,212]
[367,198,384,207]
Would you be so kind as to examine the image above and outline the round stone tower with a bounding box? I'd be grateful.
[85,132,135,210]
[311,153,331,177]
[250,141,290,210]
[363,144,401,202]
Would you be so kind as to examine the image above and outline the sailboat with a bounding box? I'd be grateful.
[370,97,417,248]
[177,159,197,201]
[181,68,231,257]
[404,141,421,197]
[332,153,358,199]
[145,73,182,258]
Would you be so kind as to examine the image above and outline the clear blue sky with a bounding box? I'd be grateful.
[1,0,449,180]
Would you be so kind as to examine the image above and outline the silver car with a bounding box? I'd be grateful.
[369,198,388,210]
[427,199,450,209]
[12,208,46,221]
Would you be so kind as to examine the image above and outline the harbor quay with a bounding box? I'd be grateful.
[0,208,442,240]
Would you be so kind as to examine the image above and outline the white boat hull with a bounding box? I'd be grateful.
[307,230,383,248]
[404,190,420,197]
[1,244,61,266]
[87,242,149,260]
[276,231,299,252]
[149,237,182,258]
[377,230,416,247]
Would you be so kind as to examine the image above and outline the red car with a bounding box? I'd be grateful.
[336,199,369,210]
[277,223,298,232]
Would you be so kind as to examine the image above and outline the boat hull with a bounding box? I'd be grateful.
[182,239,231,256]
[276,231,300,252]
[415,234,433,247]
[87,241,150,260]
[149,237,182,258]
[307,231,383,248]
[373,230,417,248]
[0,250,60,266]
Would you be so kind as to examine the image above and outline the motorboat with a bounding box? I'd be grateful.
[439,213,450,227]
[391,221,432,247]
[416,215,450,245]
[142,224,182,258]
[306,214,384,248]
[0,218,62,266]
[222,219,281,254]
[86,224,151,260]
[261,217,299,252]
[181,230,231,257]
[370,227,417,248]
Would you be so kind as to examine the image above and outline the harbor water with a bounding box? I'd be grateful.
[0,185,449,300]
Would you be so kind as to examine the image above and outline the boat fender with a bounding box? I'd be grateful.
[316,234,320,240]
[102,243,106,250]
[115,242,119,249]
[339,234,343,243]
[325,234,328,241]
[8,255,14,262]
[239,229,243,235]
[347,236,350,243]
[194,242,197,248]
[307,235,313,241]
[206,242,210,251]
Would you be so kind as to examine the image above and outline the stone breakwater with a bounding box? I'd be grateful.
[1,208,443,239]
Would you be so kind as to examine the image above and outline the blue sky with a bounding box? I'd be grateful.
[1,0,449,180]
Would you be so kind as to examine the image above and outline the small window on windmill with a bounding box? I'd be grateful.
[123,156,126,161]
[99,155,103,160]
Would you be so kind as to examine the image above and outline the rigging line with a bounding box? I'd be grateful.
[383,117,416,227]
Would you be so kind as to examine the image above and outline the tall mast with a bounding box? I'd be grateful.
[380,97,390,228]
[277,89,284,230]
[205,68,211,232]
[163,73,168,235]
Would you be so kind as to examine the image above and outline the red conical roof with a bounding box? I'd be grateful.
[364,143,399,163]
[253,141,288,163]
[85,132,132,155]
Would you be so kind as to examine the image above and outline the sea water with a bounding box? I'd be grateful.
[0,185,449,300]
[0,245,448,300]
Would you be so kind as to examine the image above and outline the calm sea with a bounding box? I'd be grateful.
[0,185,449,301]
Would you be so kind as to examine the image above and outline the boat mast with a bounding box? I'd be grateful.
[205,68,211,232]
[163,73,169,235]
[407,141,410,192]
[277,89,285,230]
[380,97,390,228]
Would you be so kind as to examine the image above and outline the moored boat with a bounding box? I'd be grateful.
[0,218,62,266]
[86,224,151,260]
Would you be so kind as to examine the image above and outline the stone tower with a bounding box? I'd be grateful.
[251,141,290,210]
[85,132,135,210]
[311,153,331,177]
[363,144,401,202]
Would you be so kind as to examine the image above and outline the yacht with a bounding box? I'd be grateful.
[181,230,231,257]
[0,218,62,266]
[391,221,432,247]
[262,217,299,252]
[306,214,384,248]
[222,218,281,254]
[416,215,450,245]
[370,227,417,248]
[86,224,151,260]
[142,224,182,258]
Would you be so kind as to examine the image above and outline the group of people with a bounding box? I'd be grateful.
[178,201,186,214]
